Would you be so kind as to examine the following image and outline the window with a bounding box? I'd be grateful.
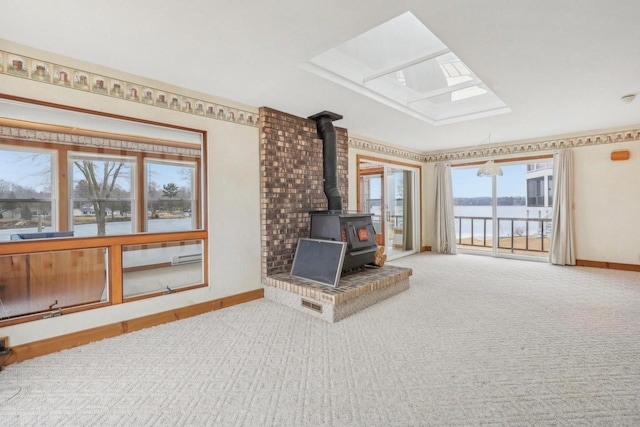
[0,99,204,240]
[0,146,55,241]
[145,160,197,233]
[547,176,554,207]
[70,153,136,237]
[122,240,203,299]
[527,177,545,207]
[0,136,202,240]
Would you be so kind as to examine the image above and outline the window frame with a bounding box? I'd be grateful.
[144,158,199,233]
[527,176,545,207]
[68,151,138,237]
[0,95,208,326]
[450,154,555,261]
[0,144,57,237]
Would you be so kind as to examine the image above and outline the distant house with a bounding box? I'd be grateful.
[525,162,553,208]
[0,209,18,219]
[73,205,113,216]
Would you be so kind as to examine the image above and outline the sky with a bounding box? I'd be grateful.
[0,150,51,192]
[147,162,194,188]
[451,164,527,198]
[1,148,194,194]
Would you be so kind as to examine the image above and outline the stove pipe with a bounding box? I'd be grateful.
[308,111,344,213]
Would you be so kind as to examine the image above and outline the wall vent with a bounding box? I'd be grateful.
[301,299,323,313]
[171,253,202,266]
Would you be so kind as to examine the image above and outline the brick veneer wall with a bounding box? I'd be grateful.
[260,107,349,278]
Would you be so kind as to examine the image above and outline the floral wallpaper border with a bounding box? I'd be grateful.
[351,129,640,164]
[426,129,640,163]
[348,137,425,163]
[0,50,258,127]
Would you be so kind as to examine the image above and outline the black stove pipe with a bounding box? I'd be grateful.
[308,111,344,213]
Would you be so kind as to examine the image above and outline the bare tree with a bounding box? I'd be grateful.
[0,179,10,197]
[179,167,193,183]
[148,180,161,198]
[74,160,128,235]
[19,152,52,197]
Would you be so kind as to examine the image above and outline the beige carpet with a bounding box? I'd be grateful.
[1,252,639,426]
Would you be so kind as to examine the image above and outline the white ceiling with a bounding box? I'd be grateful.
[2,0,639,152]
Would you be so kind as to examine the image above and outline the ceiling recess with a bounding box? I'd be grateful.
[301,11,511,126]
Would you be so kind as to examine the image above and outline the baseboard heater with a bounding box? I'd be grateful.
[171,253,203,266]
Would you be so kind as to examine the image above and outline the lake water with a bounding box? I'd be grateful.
[0,217,193,242]
[454,205,553,238]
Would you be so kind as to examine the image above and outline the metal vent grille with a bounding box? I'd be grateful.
[301,299,323,313]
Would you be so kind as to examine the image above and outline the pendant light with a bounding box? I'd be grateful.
[476,159,503,177]
[476,133,503,177]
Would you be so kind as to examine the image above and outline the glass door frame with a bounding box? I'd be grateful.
[451,155,555,262]
[359,165,385,246]
[356,154,422,261]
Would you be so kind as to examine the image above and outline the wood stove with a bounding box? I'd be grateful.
[308,111,379,272]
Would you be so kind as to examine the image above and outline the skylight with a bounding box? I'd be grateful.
[301,12,510,125]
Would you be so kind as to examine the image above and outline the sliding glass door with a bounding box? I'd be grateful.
[384,167,416,258]
[452,159,554,259]
[358,157,420,260]
[360,169,384,246]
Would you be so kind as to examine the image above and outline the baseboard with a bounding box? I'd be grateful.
[576,259,640,272]
[3,288,264,366]
[420,246,432,252]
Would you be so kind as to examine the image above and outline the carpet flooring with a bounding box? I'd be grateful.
[1,252,639,426]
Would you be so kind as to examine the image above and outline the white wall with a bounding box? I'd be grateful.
[0,40,261,346]
[573,141,640,264]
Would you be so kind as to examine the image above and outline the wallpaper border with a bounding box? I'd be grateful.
[351,129,640,163]
[0,50,258,128]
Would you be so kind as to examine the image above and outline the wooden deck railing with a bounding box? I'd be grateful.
[455,216,551,255]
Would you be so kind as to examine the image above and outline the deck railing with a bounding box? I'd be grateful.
[454,216,552,255]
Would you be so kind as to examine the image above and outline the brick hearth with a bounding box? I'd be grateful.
[264,265,411,322]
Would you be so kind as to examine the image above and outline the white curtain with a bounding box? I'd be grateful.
[549,149,576,265]
[435,163,457,254]
[402,170,413,251]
